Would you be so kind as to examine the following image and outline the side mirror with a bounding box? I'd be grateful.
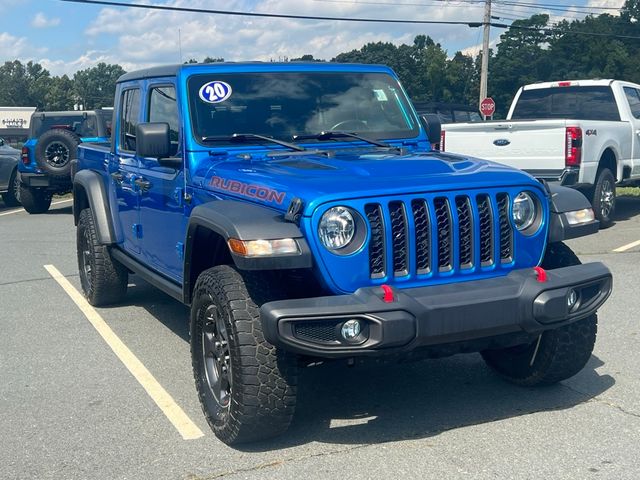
[420,114,442,145]
[136,122,171,159]
[0,138,4,147]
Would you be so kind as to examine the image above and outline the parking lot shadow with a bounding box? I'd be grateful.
[122,276,190,342]
[244,353,613,451]
[44,205,73,215]
[116,276,614,451]
[613,194,640,222]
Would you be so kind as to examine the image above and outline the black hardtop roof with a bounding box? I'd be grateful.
[116,62,391,83]
[30,110,110,119]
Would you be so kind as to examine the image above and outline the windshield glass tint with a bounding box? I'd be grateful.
[511,86,620,121]
[31,114,100,138]
[188,72,418,144]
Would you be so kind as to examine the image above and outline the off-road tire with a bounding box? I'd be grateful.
[35,128,80,179]
[191,265,297,445]
[481,242,597,386]
[590,167,615,229]
[19,185,51,214]
[1,168,20,206]
[77,208,128,306]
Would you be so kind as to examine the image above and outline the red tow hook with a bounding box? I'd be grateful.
[381,284,394,303]
[533,266,547,283]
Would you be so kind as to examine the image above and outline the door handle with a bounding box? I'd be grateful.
[134,177,152,192]
[110,172,124,184]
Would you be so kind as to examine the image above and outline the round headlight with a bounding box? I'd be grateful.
[512,192,537,231]
[319,206,355,250]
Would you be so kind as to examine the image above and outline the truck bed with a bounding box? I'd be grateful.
[442,118,631,180]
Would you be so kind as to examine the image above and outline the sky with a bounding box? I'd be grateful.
[0,0,628,76]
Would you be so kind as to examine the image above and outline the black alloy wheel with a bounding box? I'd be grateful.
[201,303,232,409]
[44,141,70,169]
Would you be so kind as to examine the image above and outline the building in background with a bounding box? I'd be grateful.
[0,107,37,145]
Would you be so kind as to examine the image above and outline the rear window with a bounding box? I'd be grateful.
[511,86,620,121]
[30,114,101,138]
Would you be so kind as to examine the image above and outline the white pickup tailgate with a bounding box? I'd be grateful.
[443,120,569,171]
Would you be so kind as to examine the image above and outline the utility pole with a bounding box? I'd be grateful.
[479,0,492,111]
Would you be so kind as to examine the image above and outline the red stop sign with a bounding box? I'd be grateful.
[480,97,495,117]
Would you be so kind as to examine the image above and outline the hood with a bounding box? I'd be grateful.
[197,149,543,215]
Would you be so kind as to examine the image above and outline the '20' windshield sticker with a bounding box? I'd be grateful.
[198,81,232,104]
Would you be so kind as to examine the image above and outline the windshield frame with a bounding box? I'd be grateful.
[185,69,422,149]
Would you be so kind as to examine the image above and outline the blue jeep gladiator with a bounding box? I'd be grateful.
[19,110,111,213]
[73,62,612,445]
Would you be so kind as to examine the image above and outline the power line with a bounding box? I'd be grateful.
[492,6,579,23]
[497,0,623,11]
[495,2,617,16]
[312,0,484,7]
[57,0,483,26]
[492,21,640,40]
[59,0,640,41]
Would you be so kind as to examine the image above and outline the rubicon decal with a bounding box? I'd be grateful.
[210,176,286,204]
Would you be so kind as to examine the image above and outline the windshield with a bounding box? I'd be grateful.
[30,113,101,138]
[188,72,419,145]
[511,86,620,121]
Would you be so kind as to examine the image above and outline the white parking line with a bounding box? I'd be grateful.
[0,198,73,217]
[44,264,205,441]
[613,239,640,253]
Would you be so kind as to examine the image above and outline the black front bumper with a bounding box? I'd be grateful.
[261,263,612,358]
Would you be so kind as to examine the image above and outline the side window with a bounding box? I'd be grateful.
[148,85,179,156]
[120,88,140,152]
[624,87,640,120]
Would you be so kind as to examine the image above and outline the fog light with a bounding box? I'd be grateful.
[341,319,362,341]
[567,289,578,310]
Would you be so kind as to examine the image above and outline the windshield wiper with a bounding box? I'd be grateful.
[292,131,393,149]
[202,133,307,152]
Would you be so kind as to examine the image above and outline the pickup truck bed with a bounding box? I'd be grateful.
[441,79,640,228]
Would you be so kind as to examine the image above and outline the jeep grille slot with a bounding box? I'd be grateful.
[476,194,494,266]
[434,197,453,271]
[456,196,473,269]
[362,192,516,279]
[365,203,386,278]
[496,193,513,263]
[411,199,431,274]
[389,201,409,276]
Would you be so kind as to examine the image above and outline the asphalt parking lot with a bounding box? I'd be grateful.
[1,195,639,480]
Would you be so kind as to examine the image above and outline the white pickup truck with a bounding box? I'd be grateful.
[440,79,640,227]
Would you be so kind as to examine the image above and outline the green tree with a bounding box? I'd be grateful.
[74,62,125,109]
[44,75,75,110]
[489,14,552,116]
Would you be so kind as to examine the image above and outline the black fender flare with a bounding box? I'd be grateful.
[184,200,313,294]
[73,169,117,244]
[546,183,599,242]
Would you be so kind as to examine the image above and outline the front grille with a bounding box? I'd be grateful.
[365,204,385,278]
[477,194,494,266]
[456,196,473,268]
[496,193,513,263]
[365,192,515,279]
[389,201,409,276]
[411,200,431,274]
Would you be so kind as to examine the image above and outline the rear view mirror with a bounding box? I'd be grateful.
[136,122,171,159]
[420,114,442,145]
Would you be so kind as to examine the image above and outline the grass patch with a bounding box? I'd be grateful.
[617,187,640,197]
